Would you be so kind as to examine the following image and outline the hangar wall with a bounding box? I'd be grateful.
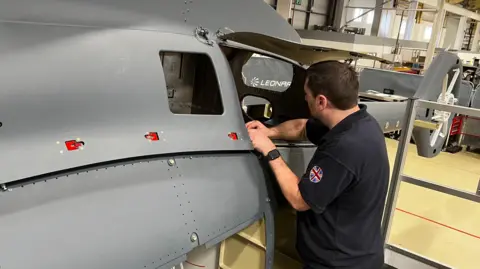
[263,0,330,30]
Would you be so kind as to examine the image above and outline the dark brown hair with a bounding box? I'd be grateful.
[305,60,359,110]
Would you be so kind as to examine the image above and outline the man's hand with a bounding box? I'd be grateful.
[247,128,276,156]
[246,120,276,138]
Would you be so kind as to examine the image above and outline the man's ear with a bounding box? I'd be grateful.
[316,95,327,109]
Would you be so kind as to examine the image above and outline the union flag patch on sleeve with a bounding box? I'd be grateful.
[309,166,323,183]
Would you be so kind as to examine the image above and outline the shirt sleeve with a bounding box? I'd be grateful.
[298,153,355,214]
[305,118,329,145]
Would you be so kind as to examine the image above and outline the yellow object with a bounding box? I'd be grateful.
[413,120,441,130]
[264,104,272,118]
[219,208,302,269]
[393,67,411,72]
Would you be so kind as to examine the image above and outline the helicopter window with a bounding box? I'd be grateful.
[241,95,273,123]
[160,51,223,115]
[241,54,293,92]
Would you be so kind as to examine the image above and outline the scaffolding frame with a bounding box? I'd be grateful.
[382,97,480,268]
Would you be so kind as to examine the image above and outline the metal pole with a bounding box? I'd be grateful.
[424,0,445,69]
[381,98,418,244]
[404,0,418,40]
[340,0,393,30]
[346,6,436,12]
[304,0,314,29]
[393,10,405,54]
[477,179,480,195]
[370,0,386,36]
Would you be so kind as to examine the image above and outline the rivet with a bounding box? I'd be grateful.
[190,233,198,242]
[0,185,10,192]
[168,159,175,166]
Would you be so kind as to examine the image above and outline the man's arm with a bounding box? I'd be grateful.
[247,128,352,213]
[267,152,355,214]
[268,157,310,211]
[246,127,309,211]
[246,119,308,141]
[268,119,308,141]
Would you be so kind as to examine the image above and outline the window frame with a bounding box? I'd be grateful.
[159,50,226,116]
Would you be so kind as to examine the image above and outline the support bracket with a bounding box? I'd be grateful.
[194,26,214,46]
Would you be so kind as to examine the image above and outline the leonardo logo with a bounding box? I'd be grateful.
[249,76,291,88]
[250,77,260,87]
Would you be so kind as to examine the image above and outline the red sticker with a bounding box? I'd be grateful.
[65,140,85,151]
[228,132,238,140]
[145,132,159,141]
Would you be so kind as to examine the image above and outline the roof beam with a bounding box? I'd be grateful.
[418,0,480,21]
[444,2,480,21]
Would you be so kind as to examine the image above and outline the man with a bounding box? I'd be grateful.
[246,61,389,269]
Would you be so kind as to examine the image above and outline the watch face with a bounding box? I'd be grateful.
[268,149,280,160]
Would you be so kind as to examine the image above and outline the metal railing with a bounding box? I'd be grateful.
[381,97,480,268]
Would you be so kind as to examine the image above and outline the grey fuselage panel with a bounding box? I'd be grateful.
[0,2,286,268]
[0,24,251,184]
[0,0,300,42]
[0,153,270,269]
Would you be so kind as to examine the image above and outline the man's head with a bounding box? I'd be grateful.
[304,60,359,123]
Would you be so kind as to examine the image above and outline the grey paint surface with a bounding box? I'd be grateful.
[359,68,474,107]
[472,88,480,109]
[360,101,407,133]
[277,146,318,178]
[0,0,306,185]
[0,0,300,42]
[461,88,480,148]
[297,29,431,49]
[0,2,289,268]
[0,154,268,269]
[413,52,463,157]
[0,24,251,184]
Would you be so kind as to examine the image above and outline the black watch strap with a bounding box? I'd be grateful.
[265,149,281,161]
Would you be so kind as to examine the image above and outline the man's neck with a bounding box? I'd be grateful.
[324,105,360,129]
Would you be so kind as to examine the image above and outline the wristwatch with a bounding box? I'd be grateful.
[265,149,281,161]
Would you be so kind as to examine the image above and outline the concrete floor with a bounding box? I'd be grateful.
[385,138,480,269]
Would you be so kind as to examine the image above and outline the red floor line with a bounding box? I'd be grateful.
[396,208,480,240]
[185,261,206,268]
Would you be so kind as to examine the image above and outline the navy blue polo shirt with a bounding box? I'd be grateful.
[296,104,389,269]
